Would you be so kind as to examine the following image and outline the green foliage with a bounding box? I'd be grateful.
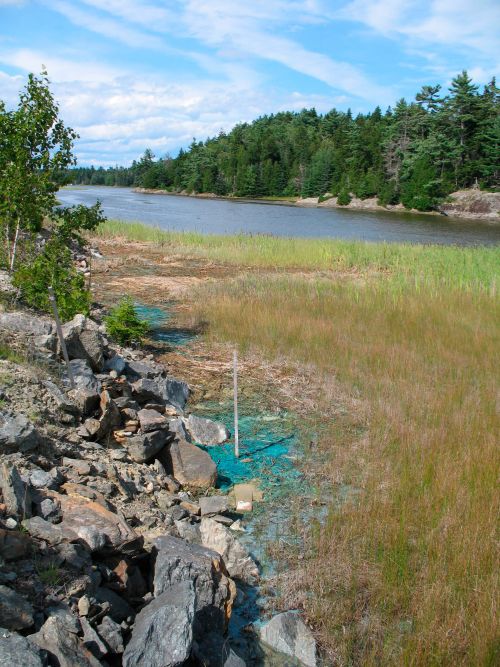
[105,297,150,345]
[70,70,499,212]
[337,189,352,206]
[13,238,90,320]
[52,202,106,244]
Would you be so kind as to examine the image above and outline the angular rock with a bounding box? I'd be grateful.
[125,430,169,463]
[159,378,189,412]
[168,416,190,440]
[68,388,100,417]
[174,519,201,544]
[22,516,78,545]
[30,469,57,490]
[137,408,168,433]
[97,615,123,654]
[154,535,235,635]
[30,615,102,667]
[104,354,126,375]
[0,528,30,561]
[61,314,104,371]
[199,495,229,516]
[0,627,46,667]
[112,559,147,599]
[131,378,163,404]
[45,601,81,634]
[114,396,140,411]
[81,617,108,659]
[0,585,34,630]
[159,438,217,490]
[200,518,259,584]
[56,542,92,571]
[185,414,230,446]
[93,587,135,623]
[98,390,121,439]
[62,457,92,476]
[125,359,161,380]
[68,359,101,393]
[259,611,317,667]
[122,581,195,667]
[43,381,79,414]
[56,495,140,552]
[0,312,52,337]
[0,412,40,454]
[0,461,31,518]
[38,498,61,522]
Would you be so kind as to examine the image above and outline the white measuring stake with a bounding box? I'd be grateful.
[233,349,239,458]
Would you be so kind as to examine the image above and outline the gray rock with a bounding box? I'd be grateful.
[104,354,126,375]
[122,581,195,667]
[158,438,217,490]
[114,397,140,411]
[0,585,34,630]
[29,470,54,490]
[200,518,259,584]
[68,359,101,393]
[168,416,190,440]
[45,601,81,634]
[0,412,40,454]
[43,381,79,414]
[97,615,123,654]
[125,360,160,380]
[97,390,121,439]
[56,542,92,571]
[137,408,168,433]
[185,414,230,446]
[61,314,104,371]
[199,495,229,516]
[174,519,201,544]
[0,312,52,336]
[0,527,30,561]
[125,430,169,463]
[131,378,164,404]
[0,627,46,667]
[80,617,108,659]
[30,615,102,667]
[154,535,235,637]
[0,461,31,518]
[93,587,135,623]
[224,648,247,666]
[22,516,78,545]
[159,378,189,412]
[258,611,317,667]
[38,498,61,522]
[67,388,100,417]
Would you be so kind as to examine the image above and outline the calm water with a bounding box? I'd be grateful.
[58,186,500,246]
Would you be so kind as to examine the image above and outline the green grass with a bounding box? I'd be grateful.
[193,275,500,666]
[95,219,499,291]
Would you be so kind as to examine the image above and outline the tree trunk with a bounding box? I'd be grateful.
[9,219,21,273]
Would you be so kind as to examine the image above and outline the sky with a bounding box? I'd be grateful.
[1,1,498,166]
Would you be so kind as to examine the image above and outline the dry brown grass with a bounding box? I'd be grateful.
[193,275,500,666]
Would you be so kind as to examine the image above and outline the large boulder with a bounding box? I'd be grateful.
[0,412,40,454]
[158,438,217,490]
[0,628,46,667]
[122,581,195,667]
[200,518,259,584]
[0,461,31,518]
[137,408,168,433]
[160,378,189,412]
[67,359,101,393]
[258,611,317,667]
[153,535,236,636]
[0,312,52,337]
[61,314,104,371]
[0,586,34,631]
[185,414,230,446]
[125,430,169,463]
[30,615,102,667]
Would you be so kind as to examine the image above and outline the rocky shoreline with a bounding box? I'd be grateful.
[0,272,317,666]
[133,187,500,222]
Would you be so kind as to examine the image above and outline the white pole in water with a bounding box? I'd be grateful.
[233,349,239,458]
[48,286,75,389]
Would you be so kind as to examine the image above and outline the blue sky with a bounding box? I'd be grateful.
[1,0,498,166]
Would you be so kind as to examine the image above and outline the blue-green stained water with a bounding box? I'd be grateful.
[134,302,196,346]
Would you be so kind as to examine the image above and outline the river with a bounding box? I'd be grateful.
[58,186,500,246]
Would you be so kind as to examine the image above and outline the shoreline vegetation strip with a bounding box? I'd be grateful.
[96,219,500,291]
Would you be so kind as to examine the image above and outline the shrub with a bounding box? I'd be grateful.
[104,297,149,346]
[337,189,352,206]
[13,238,90,320]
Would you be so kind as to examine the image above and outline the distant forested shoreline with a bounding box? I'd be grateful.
[69,71,499,212]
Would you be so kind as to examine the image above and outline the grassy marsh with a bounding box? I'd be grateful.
[95,220,500,665]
